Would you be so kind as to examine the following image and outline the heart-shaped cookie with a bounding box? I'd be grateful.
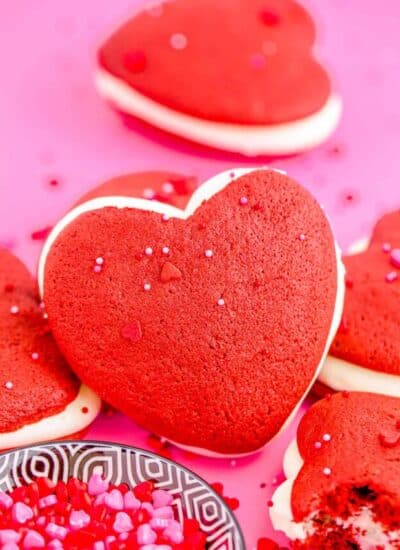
[75,171,197,209]
[318,210,400,397]
[96,0,341,155]
[39,169,344,456]
[0,249,101,449]
[271,392,400,548]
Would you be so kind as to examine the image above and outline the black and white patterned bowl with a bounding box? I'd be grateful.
[0,441,245,549]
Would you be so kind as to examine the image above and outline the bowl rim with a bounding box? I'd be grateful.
[0,439,246,548]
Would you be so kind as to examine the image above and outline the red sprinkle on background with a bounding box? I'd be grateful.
[160,261,183,283]
[259,10,280,26]
[31,226,53,241]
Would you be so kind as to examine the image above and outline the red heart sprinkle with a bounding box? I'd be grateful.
[259,9,280,26]
[121,321,142,342]
[160,262,182,283]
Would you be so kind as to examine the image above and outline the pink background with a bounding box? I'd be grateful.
[1,1,400,547]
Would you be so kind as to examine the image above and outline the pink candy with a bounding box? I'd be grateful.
[137,524,157,545]
[38,495,57,509]
[390,248,400,268]
[0,492,13,510]
[11,502,33,524]
[104,489,124,510]
[123,490,140,510]
[45,523,67,541]
[113,511,133,533]
[69,510,90,530]
[152,506,174,520]
[0,530,20,544]
[88,473,110,496]
[23,530,45,549]
[152,489,173,508]
[163,520,184,544]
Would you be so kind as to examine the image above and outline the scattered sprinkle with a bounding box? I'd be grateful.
[299,234,306,241]
[162,214,170,222]
[31,352,40,361]
[382,242,391,253]
[144,247,153,256]
[322,433,331,442]
[204,249,213,258]
[314,441,322,449]
[162,182,174,194]
[4,283,14,293]
[249,52,267,70]
[345,275,354,289]
[49,178,59,188]
[10,305,19,315]
[230,460,237,467]
[143,188,155,199]
[162,246,170,255]
[93,265,102,273]
[143,283,151,291]
[170,33,188,50]
[390,248,400,268]
[31,226,53,241]
[5,381,13,390]
[81,407,89,414]
[323,467,331,476]
[217,298,225,306]
[95,257,104,266]
[267,500,274,508]
[239,196,248,206]
[385,271,398,283]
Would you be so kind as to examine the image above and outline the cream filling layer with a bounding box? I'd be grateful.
[0,385,101,450]
[38,167,345,457]
[319,237,400,396]
[95,68,342,156]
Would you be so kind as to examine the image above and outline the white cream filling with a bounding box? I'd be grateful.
[271,439,400,548]
[319,237,400,397]
[95,68,342,156]
[0,385,101,450]
[38,167,345,457]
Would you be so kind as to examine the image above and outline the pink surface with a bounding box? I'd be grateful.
[1,1,400,547]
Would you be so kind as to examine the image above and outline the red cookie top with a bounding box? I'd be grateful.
[43,170,339,454]
[76,172,197,209]
[98,0,331,125]
[292,392,400,522]
[0,250,79,433]
[330,210,400,375]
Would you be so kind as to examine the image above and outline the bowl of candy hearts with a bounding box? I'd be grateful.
[0,441,244,549]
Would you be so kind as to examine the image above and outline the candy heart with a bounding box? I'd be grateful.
[96,0,341,155]
[271,392,400,547]
[0,250,101,449]
[40,168,344,455]
[113,511,133,533]
[12,502,33,524]
[104,489,124,511]
[319,210,400,397]
[23,530,45,549]
[88,473,109,496]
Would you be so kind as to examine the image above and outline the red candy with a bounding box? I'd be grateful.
[0,474,206,549]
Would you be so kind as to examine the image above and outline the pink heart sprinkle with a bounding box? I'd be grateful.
[88,473,109,496]
[123,491,140,511]
[104,489,124,511]
[11,502,33,524]
[69,510,90,530]
[390,248,400,268]
[152,489,173,509]
[163,520,184,544]
[0,493,13,510]
[0,530,20,544]
[113,511,133,534]
[23,530,45,548]
[137,523,157,545]
[152,505,174,520]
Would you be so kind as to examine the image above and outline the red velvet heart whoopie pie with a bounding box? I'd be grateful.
[318,210,400,398]
[0,249,101,449]
[271,392,400,548]
[75,171,197,209]
[40,169,344,456]
[96,0,341,155]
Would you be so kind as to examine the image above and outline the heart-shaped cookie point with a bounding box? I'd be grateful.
[95,0,341,156]
[318,210,400,398]
[0,249,101,449]
[271,392,400,547]
[40,168,344,456]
